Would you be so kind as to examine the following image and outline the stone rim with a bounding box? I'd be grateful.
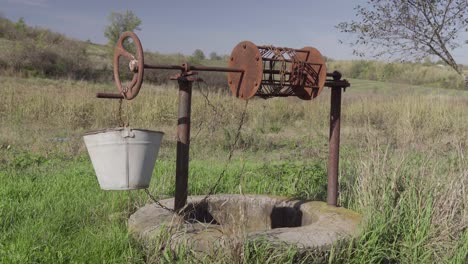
[128,194,361,253]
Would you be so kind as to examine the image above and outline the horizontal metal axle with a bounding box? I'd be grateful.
[96,73,348,100]
[143,63,244,73]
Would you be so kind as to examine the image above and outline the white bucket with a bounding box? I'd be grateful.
[83,128,164,190]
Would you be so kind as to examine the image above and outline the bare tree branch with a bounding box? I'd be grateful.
[337,0,468,75]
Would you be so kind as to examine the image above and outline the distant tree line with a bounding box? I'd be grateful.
[0,15,230,85]
[0,14,464,89]
[0,15,96,80]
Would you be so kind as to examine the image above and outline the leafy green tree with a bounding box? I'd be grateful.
[192,49,205,61]
[15,18,26,34]
[209,51,221,60]
[104,11,141,47]
[337,0,467,76]
[188,49,206,64]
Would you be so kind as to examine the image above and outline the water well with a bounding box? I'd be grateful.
[129,195,361,253]
[85,31,359,255]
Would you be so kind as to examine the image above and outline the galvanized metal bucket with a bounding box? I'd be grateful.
[83,128,164,190]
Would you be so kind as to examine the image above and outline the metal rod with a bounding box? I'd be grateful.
[327,86,342,207]
[144,64,184,70]
[262,69,292,75]
[174,79,192,212]
[143,63,244,73]
[255,94,293,97]
[191,65,243,73]
[261,57,297,63]
[261,57,323,66]
[96,92,124,99]
[257,46,308,53]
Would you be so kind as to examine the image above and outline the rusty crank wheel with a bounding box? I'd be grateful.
[113,31,144,100]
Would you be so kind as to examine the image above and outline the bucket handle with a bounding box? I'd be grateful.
[121,128,135,138]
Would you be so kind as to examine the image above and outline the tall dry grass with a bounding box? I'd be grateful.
[0,75,466,262]
[328,60,465,89]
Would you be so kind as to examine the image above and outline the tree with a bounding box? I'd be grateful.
[209,51,221,60]
[192,49,205,61]
[337,0,467,76]
[15,18,26,34]
[104,11,141,47]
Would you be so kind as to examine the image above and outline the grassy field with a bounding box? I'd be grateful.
[0,75,467,263]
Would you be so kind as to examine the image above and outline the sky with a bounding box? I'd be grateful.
[1,0,467,64]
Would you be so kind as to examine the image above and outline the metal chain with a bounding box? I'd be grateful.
[122,82,129,94]
[185,79,249,204]
[143,80,249,214]
[144,188,176,213]
[124,98,130,127]
[198,98,249,204]
[117,98,130,127]
[118,98,124,127]
[274,47,287,87]
[198,81,219,115]
[258,46,299,96]
[191,81,214,141]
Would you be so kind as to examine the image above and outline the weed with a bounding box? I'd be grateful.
[0,75,466,262]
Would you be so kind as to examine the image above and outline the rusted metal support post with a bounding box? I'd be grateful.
[327,87,342,206]
[174,78,192,212]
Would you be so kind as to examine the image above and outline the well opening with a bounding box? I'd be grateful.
[181,196,310,232]
[182,201,220,225]
[270,206,303,229]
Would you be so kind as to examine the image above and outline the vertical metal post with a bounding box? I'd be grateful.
[327,87,342,206]
[174,78,192,212]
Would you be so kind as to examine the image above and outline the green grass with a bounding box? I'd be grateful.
[0,154,145,263]
[0,153,328,263]
[1,75,467,263]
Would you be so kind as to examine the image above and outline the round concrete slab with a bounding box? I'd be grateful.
[129,195,361,255]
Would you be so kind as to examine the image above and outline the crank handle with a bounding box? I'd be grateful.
[96,92,125,99]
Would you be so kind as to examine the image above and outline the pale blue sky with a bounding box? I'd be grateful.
[1,0,467,64]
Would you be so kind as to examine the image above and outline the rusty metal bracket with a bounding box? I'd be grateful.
[169,63,202,82]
